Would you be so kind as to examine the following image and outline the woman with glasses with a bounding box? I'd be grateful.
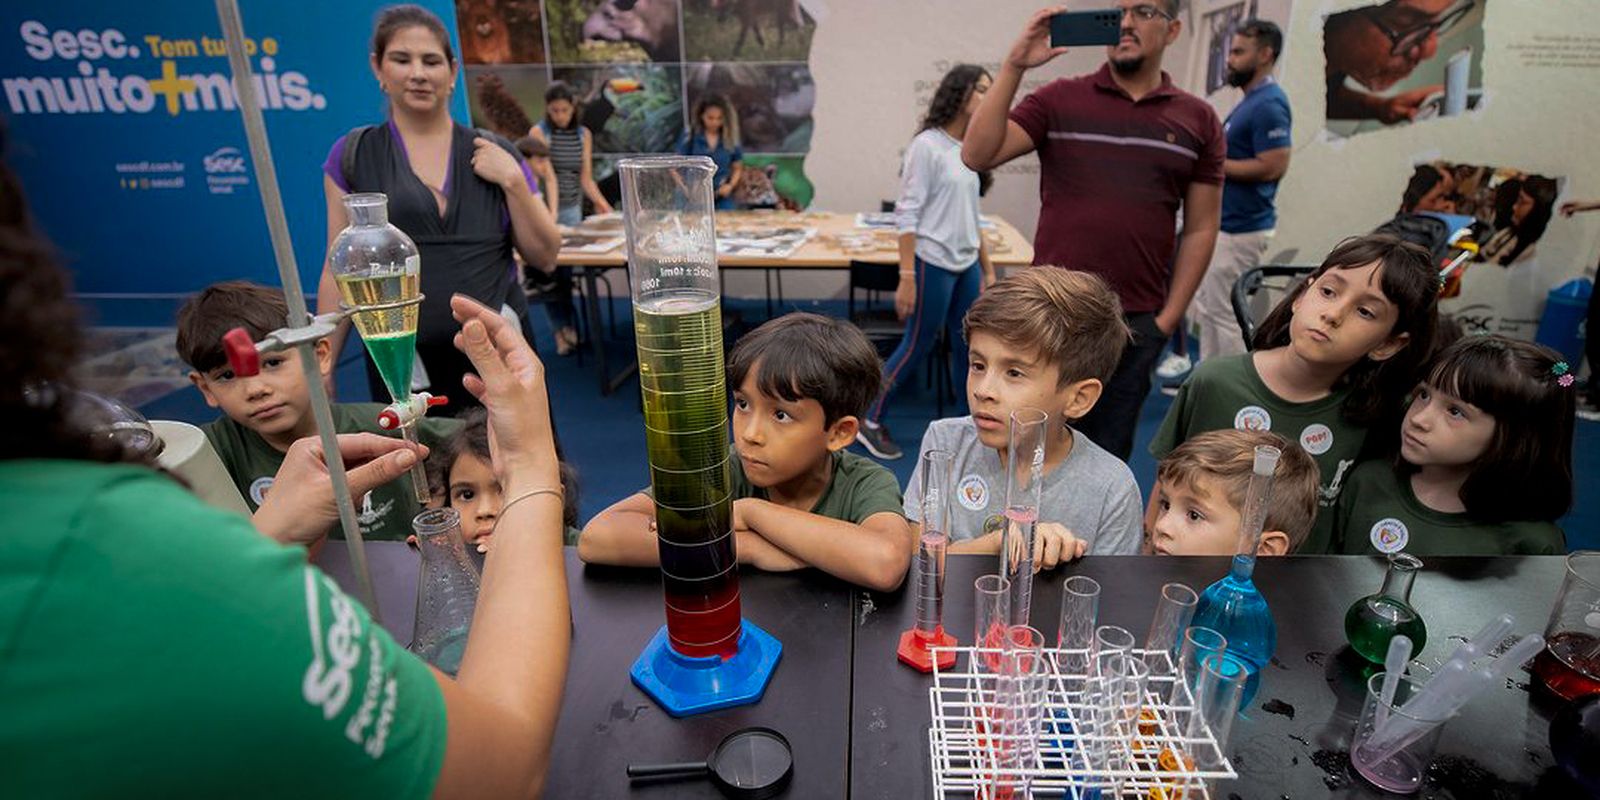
[1324,0,1475,123]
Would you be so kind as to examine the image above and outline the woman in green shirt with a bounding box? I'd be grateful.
[0,152,571,797]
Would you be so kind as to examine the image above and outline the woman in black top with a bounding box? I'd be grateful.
[317,5,560,408]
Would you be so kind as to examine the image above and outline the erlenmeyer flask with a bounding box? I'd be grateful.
[410,508,480,675]
[1344,552,1428,663]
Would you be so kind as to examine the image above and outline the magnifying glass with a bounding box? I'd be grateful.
[626,727,794,799]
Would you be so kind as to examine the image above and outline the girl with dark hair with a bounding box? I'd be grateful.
[676,95,744,210]
[1480,175,1558,266]
[433,409,583,550]
[528,80,611,355]
[1332,335,1572,555]
[1152,234,1441,552]
[857,65,996,460]
[316,4,561,403]
[0,141,572,794]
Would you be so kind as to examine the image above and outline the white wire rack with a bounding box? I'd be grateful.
[928,645,1238,799]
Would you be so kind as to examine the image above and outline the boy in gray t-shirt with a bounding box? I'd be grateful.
[902,269,1144,567]
[904,418,1141,555]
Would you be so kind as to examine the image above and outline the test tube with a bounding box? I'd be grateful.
[1443,47,1471,116]
[1056,575,1102,683]
[1145,583,1199,678]
[1093,624,1137,678]
[1186,652,1246,771]
[1085,652,1150,774]
[1172,626,1229,706]
[999,408,1047,628]
[989,627,1050,800]
[975,574,1012,676]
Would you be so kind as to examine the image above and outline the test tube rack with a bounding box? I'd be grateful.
[928,645,1238,799]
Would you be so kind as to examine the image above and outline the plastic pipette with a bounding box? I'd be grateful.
[1374,635,1413,730]
[1364,634,1545,762]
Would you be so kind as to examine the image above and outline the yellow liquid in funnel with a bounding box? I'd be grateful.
[338,269,420,400]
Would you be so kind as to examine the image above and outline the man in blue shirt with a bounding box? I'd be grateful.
[1191,19,1292,361]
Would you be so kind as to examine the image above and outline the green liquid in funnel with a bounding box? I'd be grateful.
[364,331,416,400]
[336,269,420,400]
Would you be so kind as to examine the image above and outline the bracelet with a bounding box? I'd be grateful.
[498,487,563,519]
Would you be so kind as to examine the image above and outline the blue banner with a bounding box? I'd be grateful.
[0,0,468,325]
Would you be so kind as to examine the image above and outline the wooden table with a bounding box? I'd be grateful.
[555,210,1035,394]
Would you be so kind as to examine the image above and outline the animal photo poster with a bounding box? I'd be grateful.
[462,0,819,209]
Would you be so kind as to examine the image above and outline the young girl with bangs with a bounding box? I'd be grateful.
[1151,233,1441,552]
[1331,335,1572,556]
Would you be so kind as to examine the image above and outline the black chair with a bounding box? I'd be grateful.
[1231,265,1317,350]
[847,260,957,418]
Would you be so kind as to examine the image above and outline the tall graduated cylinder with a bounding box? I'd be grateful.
[620,156,741,659]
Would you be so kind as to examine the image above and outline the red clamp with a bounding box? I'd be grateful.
[377,393,448,430]
[222,328,260,377]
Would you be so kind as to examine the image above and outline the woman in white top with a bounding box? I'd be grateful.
[857,64,996,461]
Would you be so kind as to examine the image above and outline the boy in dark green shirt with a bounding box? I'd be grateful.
[176,281,459,541]
[580,313,912,591]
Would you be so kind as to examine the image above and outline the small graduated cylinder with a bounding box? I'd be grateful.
[913,532,948,638]
[998,409,1047,628]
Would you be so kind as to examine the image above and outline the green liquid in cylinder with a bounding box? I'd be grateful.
[336,268,420,400]
[635,292,741,659]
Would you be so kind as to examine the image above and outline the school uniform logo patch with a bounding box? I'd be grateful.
[958,474,989,511]
[1369,518,1410,554]
[1233,405,1272,431]
[1300,424,1334,455]
[249,476,275,506]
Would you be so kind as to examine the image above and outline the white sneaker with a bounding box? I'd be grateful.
[1155,353,1192,380]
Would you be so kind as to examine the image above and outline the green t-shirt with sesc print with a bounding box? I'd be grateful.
[1329,459,1566,556]
[204,402,462,541]
[0,460,447,798]
[1149,353,1368,554]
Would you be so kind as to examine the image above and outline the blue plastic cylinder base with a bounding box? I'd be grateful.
[630,620,783,717]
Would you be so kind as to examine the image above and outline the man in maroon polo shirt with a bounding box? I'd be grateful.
[963,1,1223,460]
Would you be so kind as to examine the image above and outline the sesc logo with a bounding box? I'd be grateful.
[204,146,247,174]
[204,146,251,194]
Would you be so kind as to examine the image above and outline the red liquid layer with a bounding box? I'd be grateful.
[660,530,742,660]
[1534,632,1600,702]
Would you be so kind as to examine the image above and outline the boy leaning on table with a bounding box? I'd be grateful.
[903,268,1144,569]
[1144,429,1321,556]
[578,313,915,591]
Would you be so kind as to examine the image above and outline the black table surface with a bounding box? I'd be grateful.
[318,542,856,799]
[852,554,1582,799]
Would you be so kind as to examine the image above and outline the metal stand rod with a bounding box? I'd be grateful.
[214,0,379,620]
